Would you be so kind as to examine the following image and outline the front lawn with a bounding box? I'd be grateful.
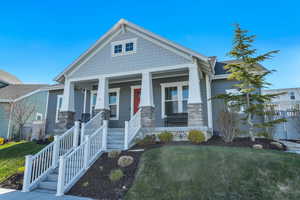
[0,141,46,183]
[126,145,300,200]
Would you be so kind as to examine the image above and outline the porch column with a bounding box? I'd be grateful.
[140,71,155,128]
[205,74,213,130]
[95,76,110,120]
[188,64,204,127]
[58,79,75,129]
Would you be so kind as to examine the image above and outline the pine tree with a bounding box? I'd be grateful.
[216,24,285,141]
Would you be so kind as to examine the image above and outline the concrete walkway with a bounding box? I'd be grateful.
[0,188,93,200]
[278,140,300,154]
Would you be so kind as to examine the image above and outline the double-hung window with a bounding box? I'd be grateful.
[161,82,189,118]
[56,95,63,123]
[225,89,244,113]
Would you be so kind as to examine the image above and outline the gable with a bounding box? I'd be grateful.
[68,31,191,79]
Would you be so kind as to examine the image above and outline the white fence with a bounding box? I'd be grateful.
[124,109,141,149]
[22,122,80,192]
[56,120,108,196]
[80,111,103,143]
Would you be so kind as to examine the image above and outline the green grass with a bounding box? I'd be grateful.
[0,141,46,182]
[126,145,300,200]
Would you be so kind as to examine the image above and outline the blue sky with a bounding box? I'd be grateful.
[0,0,299,89]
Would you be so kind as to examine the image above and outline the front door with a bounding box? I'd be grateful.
[133,88,141,114]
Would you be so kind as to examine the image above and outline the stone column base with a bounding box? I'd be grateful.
[95,109,110,121]
[140,106,155,128]
[188,103,204,127]
[57,111,75,130]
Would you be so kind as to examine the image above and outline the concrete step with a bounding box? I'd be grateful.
[108,141,124,145]
[38,181,57,191]
[46,174,58,182]
[107,144,124,149]
[35,189,56,194]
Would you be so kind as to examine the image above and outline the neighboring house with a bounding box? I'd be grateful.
[44,19,265,136]
[262,88,300,111]
[0,84,49,139]
[0,69,22,88]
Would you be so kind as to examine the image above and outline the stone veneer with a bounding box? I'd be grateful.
[140,106,155,128]
[187,103,204,126]
[57,111,75,130]
[95,109,110,121]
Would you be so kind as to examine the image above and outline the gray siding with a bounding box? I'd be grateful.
[46,89,84,135]
[0,103,10,138]
[69,31,191,78]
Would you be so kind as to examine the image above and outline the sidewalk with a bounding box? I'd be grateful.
[0,188,93,200]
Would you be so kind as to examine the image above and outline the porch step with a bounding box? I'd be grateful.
[46,174,58,182]
[35,189,56,194]
[38,181,57,191]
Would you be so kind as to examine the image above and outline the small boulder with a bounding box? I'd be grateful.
[253,144,263,150]
[108,151,121,158]
[271,141,283,149]
[118,155,134,167]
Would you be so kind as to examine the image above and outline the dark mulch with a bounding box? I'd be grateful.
[0,173,23,190]
[67,150,143,200]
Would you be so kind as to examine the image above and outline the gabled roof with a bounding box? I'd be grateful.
[54,19,210,82]
[0,84,48,102]
[0,69,22,85]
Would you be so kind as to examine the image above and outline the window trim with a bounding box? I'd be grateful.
[36,112,43,121]
[111,38,137,57]
[55,95,63,123]
[161,81,188,118]
[90,88,120,120]
[225,89,244,113]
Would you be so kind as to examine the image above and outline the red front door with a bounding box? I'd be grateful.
[133,88,141,114]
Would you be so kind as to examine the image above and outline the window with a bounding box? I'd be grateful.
[161,82,188,118]
[36,113,43,121]
[56,95,63,123]
[90,88,120,120]
[114,44,122,54]
[290,92,295,100]
[111,38,137,56]
[225,89,244,113]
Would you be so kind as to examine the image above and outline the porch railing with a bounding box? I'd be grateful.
[22,122,80,192]
[124,109,141,149]
[80,111,103,143]
[56,120,108,196]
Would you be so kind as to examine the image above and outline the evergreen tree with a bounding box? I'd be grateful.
[216,24,285,141]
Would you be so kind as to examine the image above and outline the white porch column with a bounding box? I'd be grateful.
[58,79,75,129]
[205,74,213,130]
[140,72,155,128]
[61,79,75,112]
[140,72,154,107]
[95,76,110,120]
[188,63,204,127]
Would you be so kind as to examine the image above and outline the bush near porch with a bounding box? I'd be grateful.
[126,145,300,200]
[0,141,46,186]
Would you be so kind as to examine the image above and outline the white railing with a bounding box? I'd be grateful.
[124,109,141,149]
[56,121,108,196]
[22,122,80,192]
[80,111,103,143]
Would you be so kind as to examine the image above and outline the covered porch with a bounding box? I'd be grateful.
[57,63,213,132]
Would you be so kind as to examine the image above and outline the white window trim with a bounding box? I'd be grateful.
[161,81,188,118]
[90,88,120,120]
[225,89,244,114]
[36,112,43,121]
[130,85,141,118]
[111,38,137,57]
[56,95,63,123]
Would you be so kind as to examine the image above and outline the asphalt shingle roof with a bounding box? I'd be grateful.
[0,70,22,84]
[0,84,48,100]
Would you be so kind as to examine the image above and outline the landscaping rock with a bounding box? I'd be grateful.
[253,144,263,150]
[270,142,283,149]
[118,155,134,167]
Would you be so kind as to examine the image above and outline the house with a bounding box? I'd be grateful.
[0,70,48,139]
[262,87,300,111]
[22,19,267,195]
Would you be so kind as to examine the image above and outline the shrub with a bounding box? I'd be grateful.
[109,169,124,182]
[17,166,25,174]
[118,156,134,167]
[0,137,5,145]
[218,109,240,143]
[137,134,156,146]
[188,130,206,144]
[108,151,121,158]
[256,132,271,139]
[48,135,54,142]
[158,131,173,143]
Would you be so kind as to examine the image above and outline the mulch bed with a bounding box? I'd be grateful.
[0,173,23,190]
[67,150,143,200]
